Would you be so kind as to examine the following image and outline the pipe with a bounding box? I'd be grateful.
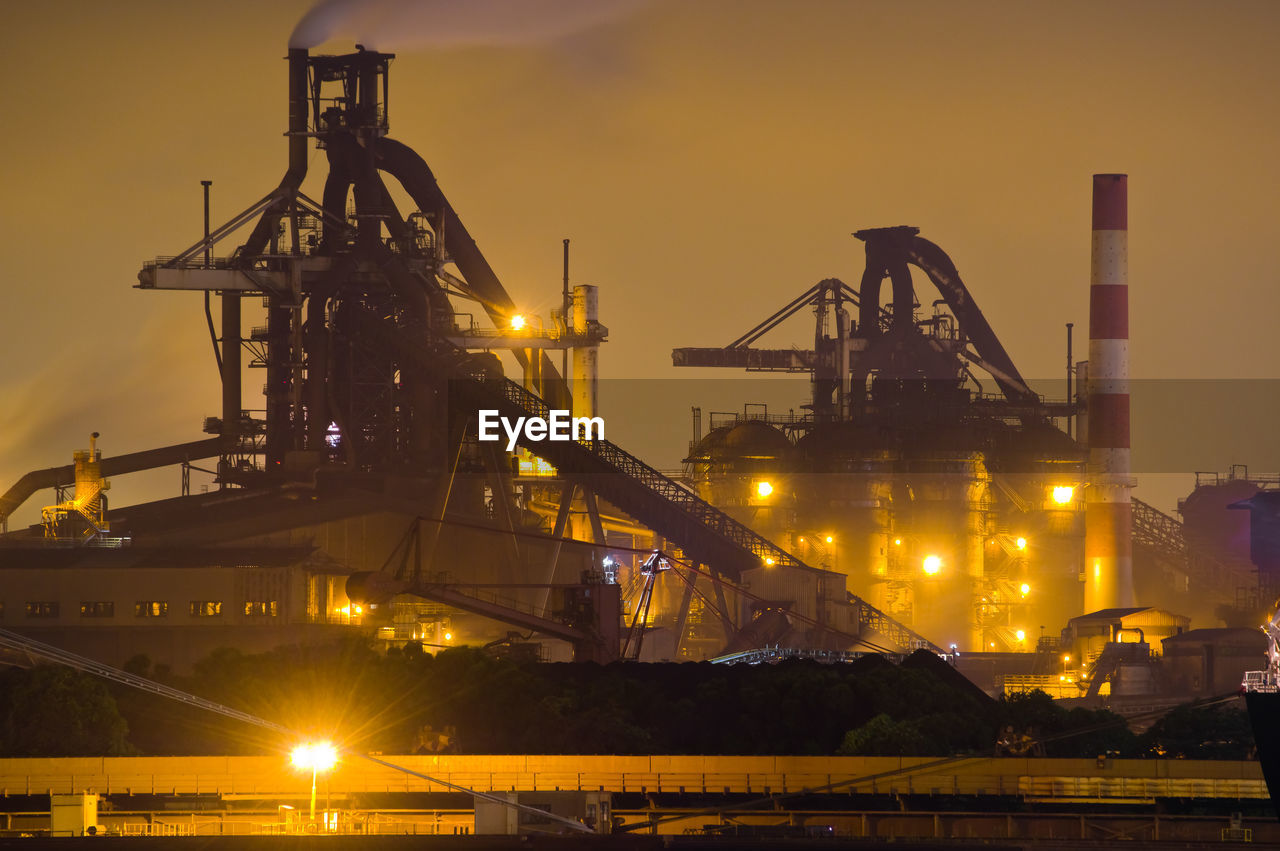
[238,49,310,260]
[374,136,571,410]
[1084,173,1134,611]
[1066,322,1074,439]
[201,180,222,372]
[572,284,599,418]
[562,238,570,379]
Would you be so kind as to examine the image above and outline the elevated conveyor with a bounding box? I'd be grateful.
[445,354,941,655]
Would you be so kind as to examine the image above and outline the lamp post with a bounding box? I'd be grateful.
[291,742,337,824]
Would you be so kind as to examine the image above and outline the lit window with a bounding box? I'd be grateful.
[80,601,115,618]
[189,601,223,617]
[25,601,59,619]
[244,600,279,617]
[135,601,169,618]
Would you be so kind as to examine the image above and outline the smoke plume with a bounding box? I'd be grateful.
[290,0,645,50]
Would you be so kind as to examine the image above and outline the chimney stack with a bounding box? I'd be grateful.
[1084,173,1134,611]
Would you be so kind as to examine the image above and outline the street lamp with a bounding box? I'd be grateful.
[291,741,338,823]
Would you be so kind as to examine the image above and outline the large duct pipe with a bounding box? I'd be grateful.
[572,284,599,418]
[1084,173,1134,611]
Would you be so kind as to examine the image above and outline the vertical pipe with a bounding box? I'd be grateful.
[965,460,991,651]
[221,292,241,448]
[218,165,240,456]
[201,180,223,373]
[287,49,309,179]
[201,181,212,268]
[562,239,571,380]
[1066,322,1074,440]
[572,284,599,419]
[1084,174,1133,611]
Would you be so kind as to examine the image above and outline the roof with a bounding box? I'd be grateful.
[1162,627,1266,645]
[1074,607,1151,621]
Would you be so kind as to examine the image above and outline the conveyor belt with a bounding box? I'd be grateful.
[449,359,941,654]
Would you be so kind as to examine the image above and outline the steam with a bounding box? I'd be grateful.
[290,0,645,50]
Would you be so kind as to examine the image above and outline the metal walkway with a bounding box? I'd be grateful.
[1132,498,1254,596]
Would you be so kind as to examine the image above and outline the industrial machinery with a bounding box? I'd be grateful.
[674,227,1088,650]
[40,433,111,542]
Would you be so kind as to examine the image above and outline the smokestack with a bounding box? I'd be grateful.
[1084,173,1134,612]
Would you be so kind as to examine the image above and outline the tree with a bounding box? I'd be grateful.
[0,665,132,756]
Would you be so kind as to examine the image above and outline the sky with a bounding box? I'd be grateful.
[0,0,1278,525]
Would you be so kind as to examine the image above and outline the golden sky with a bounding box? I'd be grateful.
[1,0,1277,521]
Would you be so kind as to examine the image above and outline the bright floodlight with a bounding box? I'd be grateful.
[1052,485,1075,505]
[825,535,834,544]
[510,314,526,331]
[1019,582,1031,596]
[922,554,942,575]
[1015,629,1026,642]
[291,742,338,772]
[1015,536,1027,550]
[755,480,774,499]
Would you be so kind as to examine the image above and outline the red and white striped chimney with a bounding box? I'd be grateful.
[1084,173,1134,612]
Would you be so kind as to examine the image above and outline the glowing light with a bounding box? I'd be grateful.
[353,605,363,615]
[990,642,996,648]
[1015,629,1026,642]
[755,480,774,499]
[291,742,338,823]
[291,742,338,773]
[1063,654,1071,663]
[764,556,776,566]
[443,632,452,641]
[798,536,805,544]
[922,554,942,575]
[1015,537,1027,550]
[893,538,902,546]
[510,314,526,331]
[1019,583,1030,596]
[1052,485,1075,505]
[825,535,834,544]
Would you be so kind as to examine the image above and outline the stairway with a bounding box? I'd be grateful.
[448,358,941,654]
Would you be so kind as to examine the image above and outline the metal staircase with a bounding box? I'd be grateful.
[448,357,942,654]
[1132,498,1254,595]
